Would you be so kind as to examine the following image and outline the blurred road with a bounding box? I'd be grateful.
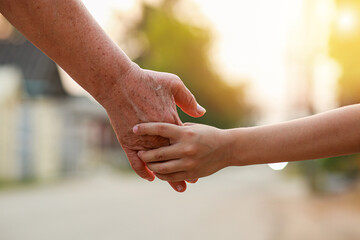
[1,165,360,240]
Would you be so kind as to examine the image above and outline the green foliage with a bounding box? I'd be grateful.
[292,156,360,194]
[126,1,251,128]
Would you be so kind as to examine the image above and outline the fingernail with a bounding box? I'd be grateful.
[197,104,206,114]
[137,151,144,157]
[176,185,184,192]
[133,125,139,133]
[187,179,197,183]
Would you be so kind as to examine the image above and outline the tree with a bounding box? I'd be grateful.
[122,0,252,128]
[301,0,360,193]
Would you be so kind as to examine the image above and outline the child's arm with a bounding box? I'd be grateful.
[133,104,360,182]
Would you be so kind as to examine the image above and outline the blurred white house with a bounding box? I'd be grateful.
[0,31,127,183]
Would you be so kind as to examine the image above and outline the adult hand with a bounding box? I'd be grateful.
[101,63,206,192]
[0,0,204,191]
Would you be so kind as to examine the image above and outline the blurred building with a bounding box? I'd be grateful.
[0,32,125,183]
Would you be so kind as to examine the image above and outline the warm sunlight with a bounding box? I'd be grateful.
[337,8,358,33]
[3,2,360,238]
[75,1,291,116]
[65,0,338,124]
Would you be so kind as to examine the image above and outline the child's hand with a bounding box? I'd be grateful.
[133,122,231,182]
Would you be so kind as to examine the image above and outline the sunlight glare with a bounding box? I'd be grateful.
[268,162,288,171]
[337,8,357,33]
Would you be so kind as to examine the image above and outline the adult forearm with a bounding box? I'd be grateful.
[0,0,204,192]
[0,0,132,103]
[229,104,360,166]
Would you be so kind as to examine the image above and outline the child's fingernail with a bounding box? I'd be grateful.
[176,185,184,192]
[137,151,144,157]
[133,125,139,133]
[197,104,206,114]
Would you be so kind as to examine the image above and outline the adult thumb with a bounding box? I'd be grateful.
[173,82,206,118]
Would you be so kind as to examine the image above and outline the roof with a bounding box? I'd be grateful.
[0,33,67,97]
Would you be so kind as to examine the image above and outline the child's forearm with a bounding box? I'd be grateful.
[228,104,360,166]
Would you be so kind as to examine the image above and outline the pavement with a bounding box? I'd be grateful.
[1,165,360,240]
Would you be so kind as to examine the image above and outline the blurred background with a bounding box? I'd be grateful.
[1,0,360,239]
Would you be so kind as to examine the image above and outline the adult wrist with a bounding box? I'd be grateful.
[92,60,140,109]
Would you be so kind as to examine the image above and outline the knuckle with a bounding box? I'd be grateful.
[184,160,196,170]
[170,76,183,91]
[184,129,196,138]
[130,162,148,177]
[130,160,143,171]
[155,152,164,161]
[184,145,197,156]
[170,73,181,82]
[157,125,166,135]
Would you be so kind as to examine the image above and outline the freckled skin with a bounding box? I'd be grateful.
[105,66,182,152]
[0,0,205,191]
